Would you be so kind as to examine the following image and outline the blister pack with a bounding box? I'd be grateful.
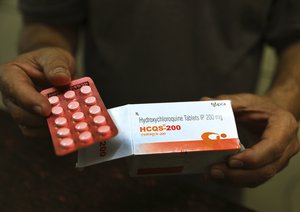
[41,77,118,156]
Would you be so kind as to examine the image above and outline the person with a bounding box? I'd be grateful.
[0,0,300,203]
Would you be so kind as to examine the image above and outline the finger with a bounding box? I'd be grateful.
[229,110,298,169]
[19,125,51,140]
[8,61,49,88]
[201,94,253,111]
[33,48,75,86]
[200,96,213,101]
[4,98,47,127]
[210,163,275,188]
[211,93,262,112]
[0,65,51,117]
[202,94,266,120]
[210,94,298,168]
[210,139,299,187]
[210,160,281,188]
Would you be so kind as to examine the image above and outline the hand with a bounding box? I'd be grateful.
[202,93,300,187]
[0,47,75,139]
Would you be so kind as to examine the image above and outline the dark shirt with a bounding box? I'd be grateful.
[16,0,300,208]
[19,0,300,108]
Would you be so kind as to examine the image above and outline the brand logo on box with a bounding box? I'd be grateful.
[140,125,182,132]
[201,132,227,141]
[211,102,226,107]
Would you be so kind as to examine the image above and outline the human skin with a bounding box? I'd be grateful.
[0,22,299,187]
[206,41,300,187]
[0,23,77,138]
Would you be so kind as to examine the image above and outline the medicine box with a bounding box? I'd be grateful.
[76,100,242,176]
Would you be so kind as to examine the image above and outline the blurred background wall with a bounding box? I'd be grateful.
[0,0,300,211]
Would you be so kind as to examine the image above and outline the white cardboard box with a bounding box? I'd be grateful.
[76,100,242,176]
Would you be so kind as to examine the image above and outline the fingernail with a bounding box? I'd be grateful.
[33,106,43,116]
[210,169,224,179]
[50,67,71,85]
[51,67,69,77]
[229,159,244,168]
[201,96,212,101]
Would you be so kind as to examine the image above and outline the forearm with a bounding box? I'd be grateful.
[18,22,79,56]
[266,40,300,118]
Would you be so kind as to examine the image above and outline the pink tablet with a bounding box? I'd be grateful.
[41,77,118,156]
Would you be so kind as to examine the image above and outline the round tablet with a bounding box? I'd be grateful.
[93,115,106,125]
[84,96,96,105]
[75,122,88,132]
[57,127,70,138]
[60,138,74,149]
[80,85,92,95]
[72,111,84,121]
[67,101,80,111]
[64,90,76,100]
[48,96,59,105]
[97,125,111,136]
[89,105,101,115]
[54,117,67,127]
[51,106,63,116]
[79,131,92,143]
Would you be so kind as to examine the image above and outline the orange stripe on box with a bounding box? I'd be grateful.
[137,166,183,175]
[135,138,240,154]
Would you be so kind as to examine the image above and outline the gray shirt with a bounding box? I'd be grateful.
[19,0,300,107]
[17,1,300,207]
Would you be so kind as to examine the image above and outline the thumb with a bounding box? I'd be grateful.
[202,94,249,112]
[34,47,75,86]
